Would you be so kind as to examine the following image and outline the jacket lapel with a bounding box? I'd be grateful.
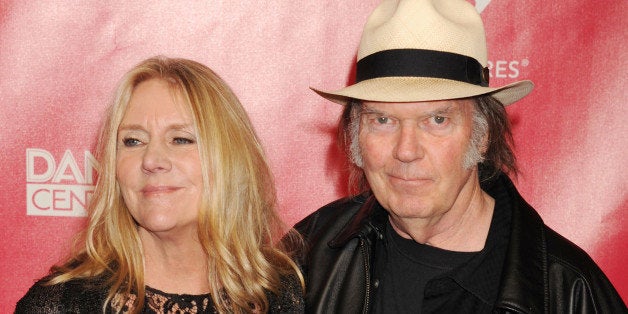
[494,176,548,313]
[329,194,387,247]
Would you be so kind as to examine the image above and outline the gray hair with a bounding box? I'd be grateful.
[463,107,489,169]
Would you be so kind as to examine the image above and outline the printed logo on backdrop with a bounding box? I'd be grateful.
[26,148,98,217]
[487,58,529,80]
[471,0,531,81]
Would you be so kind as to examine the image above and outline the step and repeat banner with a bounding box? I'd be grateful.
[1,0,626,309]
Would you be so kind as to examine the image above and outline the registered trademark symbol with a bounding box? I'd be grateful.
[521,59,529,67]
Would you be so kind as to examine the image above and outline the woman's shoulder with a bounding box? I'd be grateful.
[267,273,304,313]
[15,275,107,313]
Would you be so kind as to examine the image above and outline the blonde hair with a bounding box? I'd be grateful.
[48,56,303,313]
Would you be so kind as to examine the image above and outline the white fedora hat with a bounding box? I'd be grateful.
[312,0,533,105]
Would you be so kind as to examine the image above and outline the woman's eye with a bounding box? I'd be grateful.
[173,137,195,145]
[123,138,141,147]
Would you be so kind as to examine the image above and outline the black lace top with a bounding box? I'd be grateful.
[15,274,304,313]
[113,286,214,313]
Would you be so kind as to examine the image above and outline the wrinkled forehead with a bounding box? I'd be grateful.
[360,98,476,117]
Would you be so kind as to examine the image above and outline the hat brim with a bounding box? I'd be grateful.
[311,77,533,106]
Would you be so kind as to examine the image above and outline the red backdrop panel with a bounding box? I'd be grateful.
[1,1,626,311]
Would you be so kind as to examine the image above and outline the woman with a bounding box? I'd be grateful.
[16,57,304,313]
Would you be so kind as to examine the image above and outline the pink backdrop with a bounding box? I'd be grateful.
[1,1,626,310]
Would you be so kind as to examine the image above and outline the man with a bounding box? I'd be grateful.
[295,0,627,313]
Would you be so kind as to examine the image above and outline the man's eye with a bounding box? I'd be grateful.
[362,113,397,131]
[173,137,195,145]
[123,138,141,147]
[376,117,389,124]
[432,115,446,124]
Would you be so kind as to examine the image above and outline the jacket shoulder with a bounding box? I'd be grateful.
[544,227,598,272]
[543,226,627,311]
[544,226,615,281]
[294,194,366,240]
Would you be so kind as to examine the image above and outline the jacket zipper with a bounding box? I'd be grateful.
[360,238,371,314]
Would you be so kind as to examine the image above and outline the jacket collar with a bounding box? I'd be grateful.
[492,175,548,313]
[329,193,387,248]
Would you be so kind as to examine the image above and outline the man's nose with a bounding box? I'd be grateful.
[393,124,425,162]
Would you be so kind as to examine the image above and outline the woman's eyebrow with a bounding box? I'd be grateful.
[117,123,194,132]
[168,123,195,131]
[117,124,144,132]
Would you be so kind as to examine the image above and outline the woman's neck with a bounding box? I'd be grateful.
[139,227,210,294]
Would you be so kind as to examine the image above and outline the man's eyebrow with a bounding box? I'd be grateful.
[361,104,457,117]
[361,105,386,115]
[427,105,455,116]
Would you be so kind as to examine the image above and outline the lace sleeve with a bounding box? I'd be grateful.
[268,274,304,313]
[15,277,106,313]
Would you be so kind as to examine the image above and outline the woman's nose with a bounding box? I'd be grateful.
[141,141,172,173]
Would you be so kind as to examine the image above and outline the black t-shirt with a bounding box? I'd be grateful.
[371,178,513,313]
[372,221,477,313]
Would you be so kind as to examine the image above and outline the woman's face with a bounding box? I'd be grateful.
[116,78,203,236]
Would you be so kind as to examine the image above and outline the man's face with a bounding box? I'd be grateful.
[359,99,480,221]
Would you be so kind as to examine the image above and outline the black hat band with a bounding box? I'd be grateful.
[356,49,489,87]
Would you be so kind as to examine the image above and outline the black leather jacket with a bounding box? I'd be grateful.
[295,175,626,313]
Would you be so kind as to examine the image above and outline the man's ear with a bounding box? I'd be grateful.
[480,132,489,156]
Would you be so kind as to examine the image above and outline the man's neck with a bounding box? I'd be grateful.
[388,181,495,252]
